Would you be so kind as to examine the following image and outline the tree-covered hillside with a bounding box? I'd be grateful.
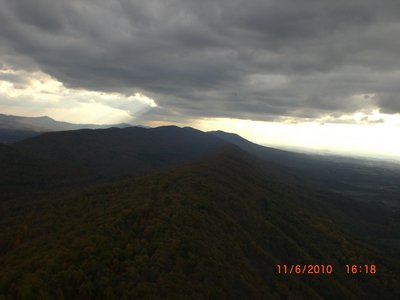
[1,146,398,299]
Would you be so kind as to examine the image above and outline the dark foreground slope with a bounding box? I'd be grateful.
[0,143,54,197]
[1,147,399,299]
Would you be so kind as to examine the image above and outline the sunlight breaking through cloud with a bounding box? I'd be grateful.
[0,67,158,124]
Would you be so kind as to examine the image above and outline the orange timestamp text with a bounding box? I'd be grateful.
[276,264,333,275]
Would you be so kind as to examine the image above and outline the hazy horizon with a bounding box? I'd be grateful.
[3,111,400,163]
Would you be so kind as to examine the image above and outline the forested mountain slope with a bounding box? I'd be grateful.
[15,126,226,178]
[1,146,398,299]
[0,126,227,198]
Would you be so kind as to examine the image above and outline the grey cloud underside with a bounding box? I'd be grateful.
[1,0,400,122]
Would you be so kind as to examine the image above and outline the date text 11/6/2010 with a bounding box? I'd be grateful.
[276,264,377,275]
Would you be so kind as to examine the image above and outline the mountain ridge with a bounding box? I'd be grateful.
[2,126,399,249]
[0,113,133,132]
[0,113,137,143]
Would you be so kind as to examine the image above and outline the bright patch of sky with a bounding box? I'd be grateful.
[195,117,400,161]
[0,67,157,124]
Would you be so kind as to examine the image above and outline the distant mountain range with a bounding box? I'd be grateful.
[0,113,133,131]
[1,120,399,298]
[0,113,135,142]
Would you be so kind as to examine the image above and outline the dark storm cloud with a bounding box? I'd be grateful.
[1,0,400,122]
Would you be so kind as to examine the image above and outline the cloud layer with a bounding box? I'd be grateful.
[1,0,400,123]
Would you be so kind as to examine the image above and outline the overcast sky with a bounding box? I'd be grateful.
[0,0,399,159]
